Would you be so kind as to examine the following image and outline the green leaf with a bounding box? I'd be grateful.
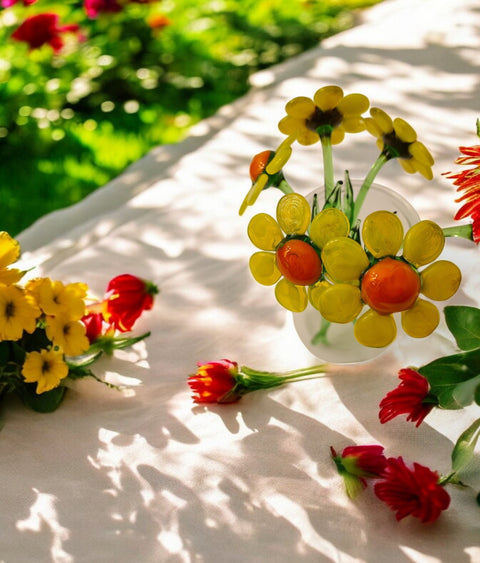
[16,384,66,413]
[451,417,480,475]
[419,348,480,409]
[444,306,480,351]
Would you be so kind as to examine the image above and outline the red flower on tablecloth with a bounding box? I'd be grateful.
[188,359,239,403]
[82,312,105,344]
[84,0,154,18]
[11,13,82,53]
[374,457,450,523]
[103,273,158,332]
[331,444,387,498]
[379,368,437,427]
[444,144,480,244]
[1,0,37,7]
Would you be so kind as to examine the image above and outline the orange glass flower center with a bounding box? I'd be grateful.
[249,150,273,182]
[276,239,322,286]
[361,257,420,314]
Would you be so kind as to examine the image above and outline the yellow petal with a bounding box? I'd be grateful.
[296,129,320,145]
[331,127,345,145]
[0,232,20,269]
[364,117,382,138]
[248,213,283,250]
[239,173,268,215]
[401,299,439,338]
[274,278,308,312]
[285,96,316,119]
[354,309,397,348]
[362,210,404,258]
[321,238,370,282]
[342,116,366,133]
[420,260,462,300]
[276,193,311,235]
[369,107,393,134]
[403,220,445,267]
[266,145,292,174]
[398,158,416,174]
[309,208,350,249]
[337,93,369,116]
[313,85,343,111]
[249,252,281,285]
[393,117,417,143]
[409,141,434,166]
[308,280,331,310]
[317,284,363,323]
[411,158,434,180]
[278,116,304,137]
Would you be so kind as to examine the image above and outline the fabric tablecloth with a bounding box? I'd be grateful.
[2,0,480,561]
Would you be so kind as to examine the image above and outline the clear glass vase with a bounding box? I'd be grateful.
[292,181,420,364]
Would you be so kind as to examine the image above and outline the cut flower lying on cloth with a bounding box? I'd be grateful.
[0,232,158,415]
[240,85,476,349]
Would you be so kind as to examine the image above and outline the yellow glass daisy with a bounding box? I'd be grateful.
[311,210,461,348]
[22,348,69,394]
[364,107,435,179]
[248,193,322,312]
[278,85,369,146]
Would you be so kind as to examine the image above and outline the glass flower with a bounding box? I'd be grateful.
[379,368,437,427]
[444,144,480,243]
[248,193,322,312]
[374,457,450,523]
[278,85,369,146]
[313,210,461,347]
[364,108,434,179]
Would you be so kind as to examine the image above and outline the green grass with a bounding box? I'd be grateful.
[0,0,382,235]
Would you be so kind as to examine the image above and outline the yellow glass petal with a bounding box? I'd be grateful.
[266,145,292,174]
[248,213,283,250]
[398,158,416,174]
[249,252,281,286]
[342,116,366,133]
[313,85,343,111]
[285,96,316,119]
[362,210,404,258]
[276,193,311,235]
[401,299,439,338]
[420,260,462,301]
[393,117,417,143]
[364,117,382,138]
[354,309,397,348]
[296,129,320,145]
[403,220,445,267]
[409,141,434,166]
[369,107,393,134]
[337,93,369,116]
[239,173,268,215]
[309,208,350,249]
[318,284,363,323]
[331,127,345,145]
[411,158,434,180]
[308,280,331,311]
[274,278,308,312]
[278,116,305,137]
[321,238,370,282]
[0,232,20,269]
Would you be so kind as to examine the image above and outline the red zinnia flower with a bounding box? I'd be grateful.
[444,144,480,244]
[188,359,239,404]
[11,13,81,53]
[331,444,387,498]
[374,457,450,523]
[103,273,158,333]
[379,368,437,427]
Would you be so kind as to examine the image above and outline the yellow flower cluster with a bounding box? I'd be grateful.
[0,232,90,394]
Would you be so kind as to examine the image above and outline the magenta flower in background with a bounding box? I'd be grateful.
[11,13,81,53]
[379,368,437,427]
[84,0,155,18]
[1,0,37,7]
[374,457,450,523]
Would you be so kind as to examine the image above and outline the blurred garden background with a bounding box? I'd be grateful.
[0,0,382,235]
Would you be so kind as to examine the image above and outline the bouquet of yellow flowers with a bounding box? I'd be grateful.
[0,231,158,414]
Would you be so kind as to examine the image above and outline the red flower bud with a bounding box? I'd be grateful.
[188,360,239,403]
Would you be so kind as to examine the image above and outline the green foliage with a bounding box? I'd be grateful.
[0,0,382,235]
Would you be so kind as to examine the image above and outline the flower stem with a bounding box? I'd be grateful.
[321,135,335,202]
[352,153,389,223]
[442,224,474,241]
[311,317,331,346]
[277,179,295,195]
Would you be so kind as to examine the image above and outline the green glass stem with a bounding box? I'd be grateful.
[311,317,331,346]
[352,153,389,224]
[277,179,295,195]
[321,135,335,202]
[442,224,474,242]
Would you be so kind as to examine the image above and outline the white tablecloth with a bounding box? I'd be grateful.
[3,0,480,561]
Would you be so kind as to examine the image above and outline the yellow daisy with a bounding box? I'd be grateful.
[0,231,24,285]
[45,313,90,357]
[26,278,88,320]
[0,284,41,341]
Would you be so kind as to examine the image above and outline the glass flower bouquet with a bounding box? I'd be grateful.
[0,231,158,415]
[239,85,475,353]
